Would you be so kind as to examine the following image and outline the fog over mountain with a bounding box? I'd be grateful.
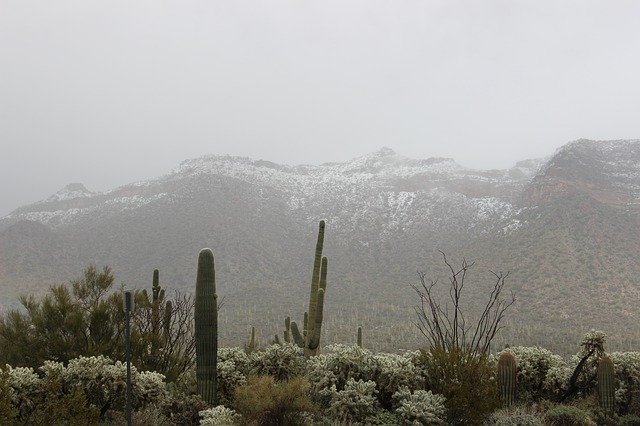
[2,139,640,353]
[3,1,640,217]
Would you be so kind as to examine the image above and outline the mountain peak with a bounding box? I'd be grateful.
[374,146,396,156]
[46,183,94,202]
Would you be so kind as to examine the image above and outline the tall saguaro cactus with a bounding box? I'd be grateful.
[598,355,615,417]
[497,352,517,406]
[195,248,218,405]
[290,220,328,357]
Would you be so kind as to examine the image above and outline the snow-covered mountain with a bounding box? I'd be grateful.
[2,140,639,352]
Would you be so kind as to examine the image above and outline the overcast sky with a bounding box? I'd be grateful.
[1,1,640,216]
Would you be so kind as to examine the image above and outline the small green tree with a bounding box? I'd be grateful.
[0,266,123,366]
[0,265,195,382]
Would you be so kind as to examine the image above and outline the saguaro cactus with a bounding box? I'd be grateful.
[497,352,517,406]
[290,220,328,357]
[598,355,615,417]
[195,248,218,405]
[245,326,257,354]
[283,317,291,344]
[357,326,362,348]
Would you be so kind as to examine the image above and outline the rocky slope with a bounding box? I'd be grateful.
[1,139,638,353]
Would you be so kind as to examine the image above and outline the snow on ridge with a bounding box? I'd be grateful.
[3,193,173,229]
[44,183,95,202]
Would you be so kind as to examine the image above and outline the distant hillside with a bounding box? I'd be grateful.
[2,140,639,354]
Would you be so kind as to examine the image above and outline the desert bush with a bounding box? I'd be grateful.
[618,414,640,425]
[363,409,403,425]
[544,404,593,425]
[233,375,315,426]
[327,378,379,423]
[161,394,209,425]
[199,405,241,425]
[487,405,545,425]
[420,346,500,424]
[392,386,446,425]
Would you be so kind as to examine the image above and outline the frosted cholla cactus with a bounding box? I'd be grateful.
[199,405,241,425]
[372,351,422,404]
[500,346,566,401]
[56,355,167,410]
[610,351,640,413]
[216,360,247,405]
[393,386,446,425]
[214,347,252,404]
[328,378,379,422]
[2,365,40,405]
[543,364,572,400]
[218,347,252,375]
[307,344,378,400]
[580,329,607,357]
[249,343,306,381]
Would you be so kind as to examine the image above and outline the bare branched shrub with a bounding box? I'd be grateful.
[411,251,515,356]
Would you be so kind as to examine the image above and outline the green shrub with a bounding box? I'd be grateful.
[618,414,640,425]
[544,404,593,425]
[363,409,403,425]
[232,375,315,426]
[161,394,209,425]
[419,346,500,424]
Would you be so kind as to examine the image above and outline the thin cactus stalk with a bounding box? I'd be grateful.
[163,300,172,341]
[290,321,304,348]
[303,312,308,339]
[357,326,362,348]
[245,326,257,354]
[284,316,291,343]
[195,248,218,405]
[273,335,281,345]
[497,352,517,406]
[152,269,160,335]
[598,355,615,417]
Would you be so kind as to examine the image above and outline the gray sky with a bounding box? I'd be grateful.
[2,1,640,216]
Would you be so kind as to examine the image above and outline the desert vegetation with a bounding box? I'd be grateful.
[0,221,638,425]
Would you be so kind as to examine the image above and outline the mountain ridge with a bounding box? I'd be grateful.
[2,139,639,353]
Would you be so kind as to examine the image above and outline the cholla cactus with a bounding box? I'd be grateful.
[328,378,379,422]
[393,386,447,425]
[307,344,377,400]
[501,346,566,401]
[249,343,306,381]
[610,351,640,413]
[199,405,241,425]
[373,351,422,404]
